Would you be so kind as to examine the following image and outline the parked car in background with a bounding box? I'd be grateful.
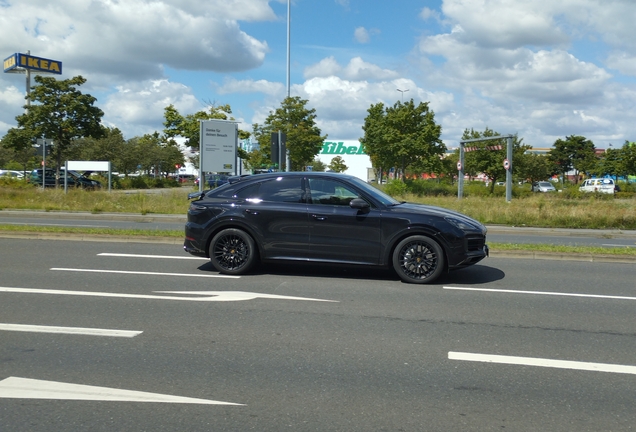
[29,168,101,189]
[184,172,488,284]
[531,181,557,193]
[579,178,615,194]
[0,170,25,179]
[207,174,229,188]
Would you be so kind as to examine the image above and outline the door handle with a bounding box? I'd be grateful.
[312,215,327,221]
[245,209,259,215]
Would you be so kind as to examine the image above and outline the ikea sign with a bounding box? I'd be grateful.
[3,53,62,75]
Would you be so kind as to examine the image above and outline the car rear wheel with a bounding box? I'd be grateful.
[392,235,444,284]
[209,228,256,275]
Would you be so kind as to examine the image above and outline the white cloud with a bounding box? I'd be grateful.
[606,51,636,76]
[0,0,271,82]
[354,27,370,44]
[304,57,398,81]
[101,79,202,137]
[304,57,343,79]
[217,78,284,96]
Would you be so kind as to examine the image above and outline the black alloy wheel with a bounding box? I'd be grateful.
[209,228,256,275]
[392,235,444,284]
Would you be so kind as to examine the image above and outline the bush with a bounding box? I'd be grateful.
[383,179,409,196]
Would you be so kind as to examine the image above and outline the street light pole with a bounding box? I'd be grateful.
[397,88,409,102]
[286,0,291,98]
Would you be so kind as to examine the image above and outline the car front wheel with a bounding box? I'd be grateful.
[209,228,257,275]
[392,235,444,284]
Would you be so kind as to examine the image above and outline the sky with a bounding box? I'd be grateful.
[2,0,636,151]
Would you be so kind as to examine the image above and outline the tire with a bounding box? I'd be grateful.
[209,228,257,275]
[392,235,444,284]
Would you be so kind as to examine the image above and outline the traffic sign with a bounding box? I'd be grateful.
[503,159,510,170]
[457,161,462,171]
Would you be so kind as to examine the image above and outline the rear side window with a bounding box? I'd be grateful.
[235,177,306,203]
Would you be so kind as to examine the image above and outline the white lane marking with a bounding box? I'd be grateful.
[0,377,243,405]
[449,352,636,375]
[98,253,208,260]
[0,287,337,303]
[444,286,636,301]
[51,268,239,279]
[0,323,141,338]
[2,222,109,228]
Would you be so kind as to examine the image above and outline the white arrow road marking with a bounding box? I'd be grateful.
[444,286,636,301]
[98,253,208,260]
[0,377,243,405]
[0,323,141,338]
[157,290,338,302]
[0,287,337,303]
[449,352,636,375]
[51,268,239,279]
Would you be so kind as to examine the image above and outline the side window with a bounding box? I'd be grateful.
[308,178,360,206]
[234,177,305,203]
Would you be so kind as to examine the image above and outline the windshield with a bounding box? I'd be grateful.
[346,176,401,206]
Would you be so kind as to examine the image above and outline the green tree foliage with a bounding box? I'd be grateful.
[163,104,249,150]
[361,100,445,181]
[548,135,596,183]
[133,132,184,176]
[516,152,553,184]
[1,127,38,173]
[310,158,327,172]
[68,127,125,164]
[461,128,530,193]
[14,75,104,183]
[438,152,459,184]
[594,147,623,179]
[621,141,636,176]
[252,96,326,171]
[328,156,348,173]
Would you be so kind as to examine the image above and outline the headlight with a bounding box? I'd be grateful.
[445,216,480,231]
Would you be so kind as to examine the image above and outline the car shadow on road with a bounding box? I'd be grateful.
[197,261,505,285]
[435,264,505,285]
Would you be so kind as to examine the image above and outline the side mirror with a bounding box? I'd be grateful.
[349,198,370,210]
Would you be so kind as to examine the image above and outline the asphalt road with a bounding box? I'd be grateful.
[1,238,635,431]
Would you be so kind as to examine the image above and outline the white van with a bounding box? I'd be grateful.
[579,178,615,194]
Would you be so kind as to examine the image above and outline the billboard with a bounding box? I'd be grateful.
[317,141,372,181]
[3,53,62,74]
[200,120,237,174]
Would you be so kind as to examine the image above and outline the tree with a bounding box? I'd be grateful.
[621,141,636,177]
[163,103,249,150]
[548,135,596,183]
[252,96,326,171]
[310,158,327,172]
[517,152,553,185]
[361,100,445,181]
[328,156,348,173]
[68,127,125,167]
[133,132,184,177]
[15,75,104,185]
[1,127,38,174]
[438,152,459,184]
[594,147,623,180]
[461,128,529,193]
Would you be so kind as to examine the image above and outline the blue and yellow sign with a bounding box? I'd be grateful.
[3,53,62,75]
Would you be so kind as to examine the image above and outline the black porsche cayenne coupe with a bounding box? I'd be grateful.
[184,172,488,284]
